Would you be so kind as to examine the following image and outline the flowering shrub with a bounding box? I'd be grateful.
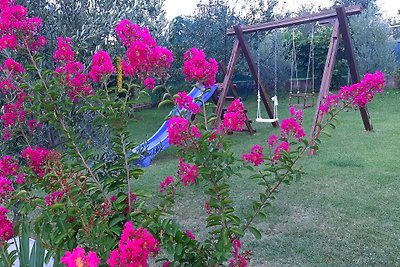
[107,222,160,267]
[0,0,385,266]
[61,247,100,267]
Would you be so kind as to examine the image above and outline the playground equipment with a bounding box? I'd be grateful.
[221,5,374,155]
[288,26,316,109]
[255,32,279,123]
[133,85,218,167]
[134,6,375,166]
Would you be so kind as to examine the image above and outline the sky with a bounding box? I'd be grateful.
[164,0,400,20]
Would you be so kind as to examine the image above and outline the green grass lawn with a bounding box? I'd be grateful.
[129,89,400,266]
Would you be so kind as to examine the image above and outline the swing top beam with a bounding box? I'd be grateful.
[226,5,362,35]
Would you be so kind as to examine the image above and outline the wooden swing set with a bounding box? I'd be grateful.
[214,5,374,144]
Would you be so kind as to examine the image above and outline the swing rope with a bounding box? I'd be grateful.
[305,25,315,94]
[256,32,278,123]
[289,29,299,95]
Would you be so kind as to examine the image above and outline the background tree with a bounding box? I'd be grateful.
[18,0,167,63]
[334,0,377,9]
[349,7,397,75]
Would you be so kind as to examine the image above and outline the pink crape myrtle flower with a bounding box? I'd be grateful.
[0,155,19,176]
[185,230,195,240]
[1,93,26,127]
[27,119,42,131]
[53,37,93,102]
[2,129,10,141]
[0,176,13,200]
[272,141,290,162]
[160,176,175,193]
[229,239,249,267]
[319,93,339,115]
[183,47,218,87]
[116,20,173,80]
[45,191,64,206]
[21,146,54,177]
[15,173,26,184]
[143,77,156,89]
[280,118,306,142]
[61,247,100,267]
[175,91,201,114]
[221,99,246,132]
[0,1,46,52]
[320,71,385,114]
[0,80,16,94]
[0,206,14,244]
[53,37,75,63]
[267,134,279,147]
[116,20,156,48]
[242,144,265,166]
[107,221,160,267]
[89,50,115,82]
[289,106,303,123]
[178,158,199,186]
[167,116,201,146]
[3,58,24,75]
[0,34,18,52]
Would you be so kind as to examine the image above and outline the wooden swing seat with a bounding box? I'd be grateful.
[289,92,315,109]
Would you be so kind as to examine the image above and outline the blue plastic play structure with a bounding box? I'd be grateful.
[132,85,218,167]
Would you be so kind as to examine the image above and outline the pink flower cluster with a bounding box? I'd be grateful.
[319,93,339,115]
[175,91,201,114]
[289,106,303,123]
[3,58,24,76]
[107,221,160,267]
[89,50,115,82]
[242,145,264,166]
[159,176,175,193]
[21,146,55,177]
[0,155,25,201]
[222,99,246,132]
[267,134,279,147]
[0,0,47,53]
[183,48,218,87]
[116,20,173,84]
[0,155,19,176]
[0,79,15,94]
[27,119,41,131]
[280,118,306,142]
[320,71,385,115]
[0,206,13,245]
[1,92,25,128]
[272,141,290,162]
[242,107,306,165]
[143,77,155,89]
[45,191,64,206]
[61,247,100,267]
[53,37,93,102]
[185,230,195,240]
[178,158,199,186]
[229,239,249,267]
[0,176,13,201]
[167,116,201,146]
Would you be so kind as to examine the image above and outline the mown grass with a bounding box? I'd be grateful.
[128,88,400,266]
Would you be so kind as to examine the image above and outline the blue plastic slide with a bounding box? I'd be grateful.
[132,85,218,167]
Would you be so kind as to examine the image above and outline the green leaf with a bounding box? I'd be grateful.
[321,131,332,137]
[249,226,262,240]
[175,243,183,256]
[92,162,106,172]
[158,99,174,108]
[133,189,152,198]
